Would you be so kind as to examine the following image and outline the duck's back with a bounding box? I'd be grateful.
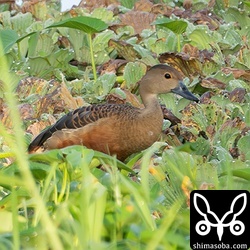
[28,104,150,159]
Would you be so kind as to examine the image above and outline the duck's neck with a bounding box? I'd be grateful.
[139,87,162,117]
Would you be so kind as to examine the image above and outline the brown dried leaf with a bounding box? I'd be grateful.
[201,77,226,89]
[230,127,250,160]
[183,0,192,9]
[123,89,144,108]
[182,44,200,58]
[109,39,141,61]
[230,147,240,159]
[35,82,80,117]
[222,67,250,81]
[189,9,221,30]
[57,36,72,49]
[107,89,143,108]
[219,117,246,133]
[27,115,57,139]
[208,0,216,8]
[200,91,215,104]
[19,104,34,120]
[162,127,182,147]
[150,3,172,16]
[181,103,202,132]
[171,6,221,30]
[182,44,214,62]
[79,0,119,11]
[180,129,198,142]
[98,59,128,75]
[159,50,209,78]
[21,0,49,20]
[119,11,156,34]
[106,93,126,105]
[17,77,81,118]
[199,182,215,190]
[0,98,4,116]
[74,96,85,107]
[134,0,153,12]
[206,125,216,138]
[16,77,55,100]
[161,105,181,126]
[228,88,246,103]
[1,103,34,128]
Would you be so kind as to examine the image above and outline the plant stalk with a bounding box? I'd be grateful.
[88,33,97,81]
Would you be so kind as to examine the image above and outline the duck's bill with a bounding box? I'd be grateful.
[171,81,199,102]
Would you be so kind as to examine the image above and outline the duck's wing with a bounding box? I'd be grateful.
[28,104,123,153]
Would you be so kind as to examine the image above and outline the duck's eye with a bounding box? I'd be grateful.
[165,73,171,79]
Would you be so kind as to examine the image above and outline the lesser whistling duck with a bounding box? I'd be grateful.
[28,64,199,161]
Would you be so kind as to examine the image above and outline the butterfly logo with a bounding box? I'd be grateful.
[193,193,247,241]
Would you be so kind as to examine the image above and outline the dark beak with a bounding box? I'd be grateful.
[172,81,199,102]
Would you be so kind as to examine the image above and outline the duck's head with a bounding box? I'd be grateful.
[140,64,199,102]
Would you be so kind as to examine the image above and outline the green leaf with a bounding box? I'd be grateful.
[124,62,147,89]
[1,160,55,183]
[237,134,250,160]
[153,18,188,35]
[189,29,212,49]
[0,29,18,54]
[0,211,26,233]
[120,0,137,8]
[29,149,64,163]
[11,12,33,34]
[91,8,114,22]
[177,137,211,156]
[28,33,54,58]
[244,0,250,7]
[220,168,250,180]
[47,16,108,34]
[93,151,135,173]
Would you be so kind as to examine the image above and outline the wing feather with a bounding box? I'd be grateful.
[28,103,138,153]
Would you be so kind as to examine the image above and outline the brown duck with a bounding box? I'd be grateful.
[28,64,199,161]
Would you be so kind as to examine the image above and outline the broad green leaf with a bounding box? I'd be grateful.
[80,45,110,65]
[0,29,18,54]
[123,62,147,89]
[221,29,242,50]
[93,30,114,46]
[98,73,116,95]
[48,48,74,67]
[28,33,54,57]
[27,57,52,77]
[11,12,33,35]
[149,33,177,55]
[91,8,114,22]
[223,7,250,29]
[59,28,88,62]
[189,29,212,49]
[47,16,108,34]
[153,18,188,35]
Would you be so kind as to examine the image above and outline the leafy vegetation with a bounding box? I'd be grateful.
[0,0,250,249]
